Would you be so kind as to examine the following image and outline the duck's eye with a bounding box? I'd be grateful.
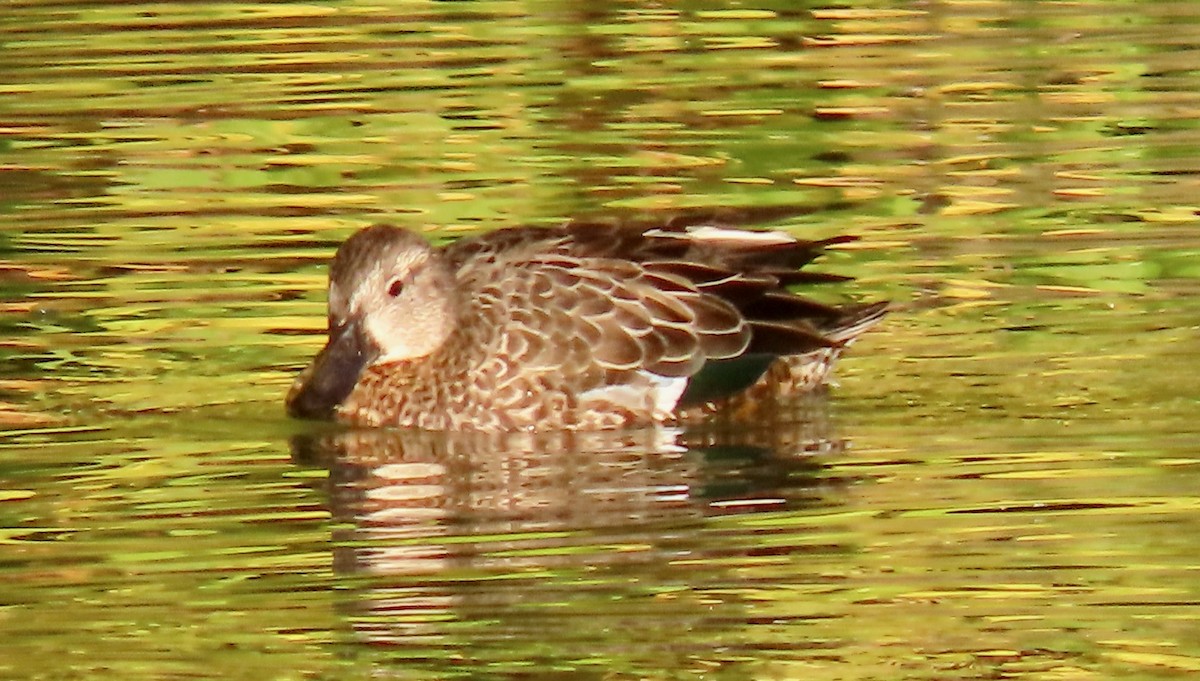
[386,279,405,297]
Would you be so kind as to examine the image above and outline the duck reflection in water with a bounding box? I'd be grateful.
[290,392,851,660]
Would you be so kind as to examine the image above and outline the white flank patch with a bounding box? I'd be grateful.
[645,372,689,417]
[581,371,689,419]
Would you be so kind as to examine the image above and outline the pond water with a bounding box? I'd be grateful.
[3,1,1200,678]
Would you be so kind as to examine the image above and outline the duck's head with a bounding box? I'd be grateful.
[286,224,458,420]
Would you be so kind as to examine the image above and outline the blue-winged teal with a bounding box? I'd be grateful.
[286,222,886,431]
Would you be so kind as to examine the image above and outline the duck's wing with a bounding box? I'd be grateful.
[449,223,857,379]
[466,248,757,383]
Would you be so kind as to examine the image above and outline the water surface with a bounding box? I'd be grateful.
[2,1,1200,679]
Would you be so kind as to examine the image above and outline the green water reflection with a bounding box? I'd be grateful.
[2,0,1200,679]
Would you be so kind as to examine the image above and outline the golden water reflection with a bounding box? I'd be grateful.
[2,0,1200,678]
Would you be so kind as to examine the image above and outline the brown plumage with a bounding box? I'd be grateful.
[286,221,887,431]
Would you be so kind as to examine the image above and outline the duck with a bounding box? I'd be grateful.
[286,221,887,431]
